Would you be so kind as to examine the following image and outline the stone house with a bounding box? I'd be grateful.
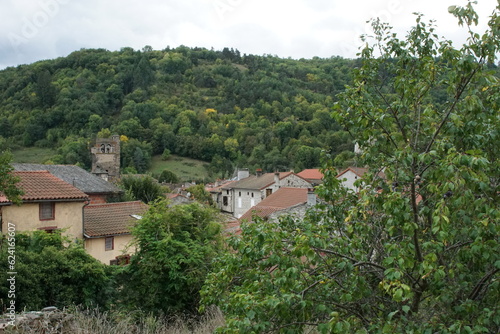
[239,187,317,223]
[221,171,312,219]
[336,167,385,192]
[12,163,122,204]
[84,201,148,265]
[0,171,89,239]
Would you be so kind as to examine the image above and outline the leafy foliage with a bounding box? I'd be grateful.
[157,168,180,184]
[0,232,114,311]
[0,150,23,204]
[202,4,500,333]
[116,200,224,314]
[0,47,361,174]
[119,174,166,204]
[186,184,213,205]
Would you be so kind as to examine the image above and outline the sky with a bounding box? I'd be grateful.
[0,0,497,69]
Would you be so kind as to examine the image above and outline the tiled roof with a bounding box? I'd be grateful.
[239,188,308,222]
[206,180,236,192]
[0,171,89,203]
[297,169,323,180]
[223,172,293,190]
[84,201,148,237]
[12,163,122,194]
[336,167,386,179]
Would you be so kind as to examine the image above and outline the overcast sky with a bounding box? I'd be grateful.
[0,0,497,69]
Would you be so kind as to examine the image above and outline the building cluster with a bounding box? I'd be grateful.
[206,167,377,234]
[0,135,377,264]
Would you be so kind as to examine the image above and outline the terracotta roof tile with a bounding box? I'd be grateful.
[84,201,148,237]
[297,169,323,180]
[239,188,308,221]
[0,171,89,203]
[12,164,122,194]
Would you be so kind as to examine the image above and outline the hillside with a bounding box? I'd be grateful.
[0,47,358,178]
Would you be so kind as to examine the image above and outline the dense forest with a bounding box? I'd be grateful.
[0,46,359,177]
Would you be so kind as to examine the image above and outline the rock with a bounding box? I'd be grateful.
[41,306,58,312]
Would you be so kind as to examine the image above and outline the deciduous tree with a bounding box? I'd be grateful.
[202,3,500,332]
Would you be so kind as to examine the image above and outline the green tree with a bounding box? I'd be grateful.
[0,231,113,311]
[202,4,500,333]
[119,175,165,204]
[121,138,152,173]
[157,169,180,184]
[116,200,223,314]
[186,184,213,205]
[0,151,23,204]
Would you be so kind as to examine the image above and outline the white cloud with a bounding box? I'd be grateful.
[0,0,497,69]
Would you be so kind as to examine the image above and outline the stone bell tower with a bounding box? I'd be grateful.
[91,135,120,182]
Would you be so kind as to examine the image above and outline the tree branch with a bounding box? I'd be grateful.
[468,268,499,301]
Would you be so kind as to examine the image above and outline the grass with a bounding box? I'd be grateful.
[5,307,225,334]
[150,155,210,182]
[10,147,56,164]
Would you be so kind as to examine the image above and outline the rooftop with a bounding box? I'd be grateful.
[12,163,122,194]
[223,172,293,190]
[239,187,309,222]
[297,169,323,180]
[84,201,148,237]
[336,167,386,179]
[0,171,89,203]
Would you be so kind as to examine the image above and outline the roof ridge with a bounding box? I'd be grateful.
[87,201,144,207]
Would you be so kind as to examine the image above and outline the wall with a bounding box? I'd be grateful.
[84,234,135,265]
[91,135,121,182]
[337,171,360,192]
[233,189,261,219]
[232,174,312,219]
[1,201,85,239]
[272,174,312,191]
[220,188,233,213]
[88,194,108,204]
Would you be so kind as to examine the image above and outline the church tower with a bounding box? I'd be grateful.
[91,135,120,182]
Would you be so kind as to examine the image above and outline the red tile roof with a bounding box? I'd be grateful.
[84,201,148,237]
[239,188,308,222]
[297,169,323,180]
[0,171,88,203]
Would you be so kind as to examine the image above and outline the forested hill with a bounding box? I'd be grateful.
[0,46,359,178]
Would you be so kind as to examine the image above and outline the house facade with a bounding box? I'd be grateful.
[0,171,89,239]
[336,167,386,192]
[221,172,312,218]
[84,201,148,265]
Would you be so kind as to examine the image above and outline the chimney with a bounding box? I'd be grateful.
[307,188,316,206]
[274,172,280,187]
[237,168,249,180]
[256,168,263,177]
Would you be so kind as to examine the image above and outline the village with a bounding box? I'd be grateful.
[0,135,375,265]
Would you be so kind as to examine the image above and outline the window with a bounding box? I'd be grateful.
[266,189,273,197]
[239,192,241,197]
[39,202,55,220]
[37,226,58,233]
[105,236,114,251]
[223,196,228,206]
